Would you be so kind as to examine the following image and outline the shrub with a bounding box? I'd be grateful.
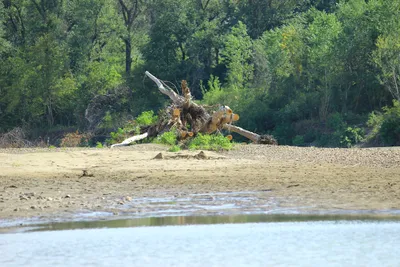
[96,142,104,148]
[380,117,400,145]
[292,135,305,146]
[379,100,400,145]
[272,123,295,145]
[60,131,91,147]
[327,112,346,131]
[340,127,365,148]
[135,110,158,126]
[154,130,178,146]
[366,100,400,146]
[367,111,384,138]
[188,133,233,151]
[168,145,181,152]
[107,110,158,145]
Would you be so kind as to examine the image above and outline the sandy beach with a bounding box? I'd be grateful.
[1,144,400,224]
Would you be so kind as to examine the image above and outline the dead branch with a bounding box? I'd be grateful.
[110,132,149,147]
[223,124,277,145]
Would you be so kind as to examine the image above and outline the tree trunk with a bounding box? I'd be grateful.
[124,38,132,75]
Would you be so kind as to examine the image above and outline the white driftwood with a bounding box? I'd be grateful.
[145,71,183,105]
[223,124,260,143]
[111,132,149,148]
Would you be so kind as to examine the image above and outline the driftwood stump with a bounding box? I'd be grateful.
[111,72,277,147]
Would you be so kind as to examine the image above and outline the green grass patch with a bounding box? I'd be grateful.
[188,133,233,151]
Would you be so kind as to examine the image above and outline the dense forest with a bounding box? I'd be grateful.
[1,0,400,147]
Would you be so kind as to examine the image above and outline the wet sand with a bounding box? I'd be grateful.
[1,144,400,224]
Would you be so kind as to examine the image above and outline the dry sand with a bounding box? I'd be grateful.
[1,144,400,224]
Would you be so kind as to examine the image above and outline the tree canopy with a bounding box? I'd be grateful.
[1,0,400,146]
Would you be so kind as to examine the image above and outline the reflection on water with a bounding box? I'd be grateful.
[1,219,400,267]
[14,213,400,232]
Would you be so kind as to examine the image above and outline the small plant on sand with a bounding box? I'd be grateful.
[154,129,178,146]
[188,133,233,151]
[95,142,104,148]
[168,145,181,152]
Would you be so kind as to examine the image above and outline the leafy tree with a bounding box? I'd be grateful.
[371,0,400,101]
[238,0,309,39]
[203,21,253,112]
[306,9,342,120]
[0,2,11,53]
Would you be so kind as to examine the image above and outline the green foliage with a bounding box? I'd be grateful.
[106,110,158,145]
[292,135,305,147]
[1,0,400,148]
[379,101,400,145]
[366,111,384,142]
[188,133,233,151]
[108,123,139,145]
[154,130,178,146]
[371,0,400,101]
[96,142,104,148]
[380,119,400,146]
[366,100,400,145]
[327,112,346,132]
[201,75,224,105]
[135,110,158,126]
[222,22,253,90]
[272,123,295,145]
[340,127,365,148]
[168,145,181,152]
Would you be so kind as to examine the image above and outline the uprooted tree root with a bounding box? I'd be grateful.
[106,71,278,148]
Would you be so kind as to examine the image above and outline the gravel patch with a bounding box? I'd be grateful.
[224,144,400,168]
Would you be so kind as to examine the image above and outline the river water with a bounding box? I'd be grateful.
[1,214,400,267]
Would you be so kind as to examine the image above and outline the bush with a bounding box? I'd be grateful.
[367,111,384,138]
[188,133,233,151]
[316,133,331,147]
[327,112,346,131]
[107,110,158,145]
[292,135,305,146]
[380,117,400,145]
[154,130,178,146]
[135,110,158,126]
[379,100,400,145]
[272,123,295,145]
[168,145,181,152]
[340,127,364,148]
[366,100,400,146]
[60,131,91,147]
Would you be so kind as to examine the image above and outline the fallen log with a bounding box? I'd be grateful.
[110,132,149,148]
[223,124,277,145]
